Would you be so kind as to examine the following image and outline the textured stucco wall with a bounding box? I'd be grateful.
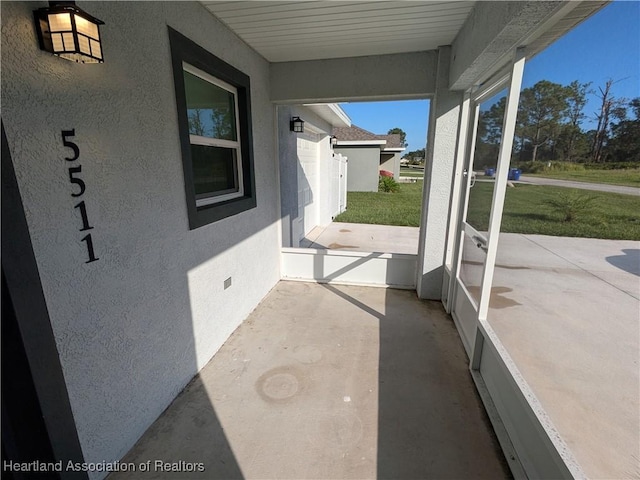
[271,51,438,104]
[278,105,298,247]
[417,46,463,300]
[449,1,570,90]
[1,1,280,475]
[380,152,401,179]
[278,105,333,247]
[334,146,380,192]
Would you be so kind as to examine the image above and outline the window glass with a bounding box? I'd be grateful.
[184,71,237,141]
[191,145,238,197]
[169,27,256,228]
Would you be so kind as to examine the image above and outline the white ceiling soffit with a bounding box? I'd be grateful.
[303,104,352,127]
[455,0,609,91]
[202,1,476,62]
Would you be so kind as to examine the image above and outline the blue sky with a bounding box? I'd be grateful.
[339,1,639,153]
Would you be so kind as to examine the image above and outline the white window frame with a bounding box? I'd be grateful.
[183,62,244,207]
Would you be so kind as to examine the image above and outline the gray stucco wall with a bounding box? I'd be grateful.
[278,105,333,247]
[380,152,401,179]
[1,1,280,476]
[417,46,462,300]
[278,105,299,247]
[334,146,380,192]
[270,51,437,103]
[449,1,581,90]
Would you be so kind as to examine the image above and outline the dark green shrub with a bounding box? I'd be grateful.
[551,162,586,172]
[378,176,400,193]
[545,191,596,222]
[583,162,640,170]
[516,161,586,173]
[516,161,546,173]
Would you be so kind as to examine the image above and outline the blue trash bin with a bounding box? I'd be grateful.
[485,168,495,177]
[509,168,521,181]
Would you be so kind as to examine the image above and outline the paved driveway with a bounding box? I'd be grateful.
[519,175,640,196]
[488,233,640,479]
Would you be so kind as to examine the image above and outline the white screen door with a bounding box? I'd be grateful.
[449,52,526,358]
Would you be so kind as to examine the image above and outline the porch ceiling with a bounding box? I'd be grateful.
[201,1,475,62]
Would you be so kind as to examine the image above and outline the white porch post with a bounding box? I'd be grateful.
[416,46,463,300]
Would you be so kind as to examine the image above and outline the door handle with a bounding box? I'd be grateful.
[472,235,488,252]
[463,169,477,187]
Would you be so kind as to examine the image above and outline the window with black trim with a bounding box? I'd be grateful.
[169,27,256,229]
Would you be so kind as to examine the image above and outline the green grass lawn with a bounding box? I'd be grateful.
[468,183,640,240]
[527,168,640,188]
[399,167,425,178]
[335,181,424,226]
[335,181,640,240]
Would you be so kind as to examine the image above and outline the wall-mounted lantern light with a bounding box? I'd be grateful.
[34,1,105,64]
[330,135,338,147]
[290,116,304,133]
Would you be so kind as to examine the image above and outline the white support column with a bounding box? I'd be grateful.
[416,46,464,300]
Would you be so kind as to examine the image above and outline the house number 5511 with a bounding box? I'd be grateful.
[62,130,99,264]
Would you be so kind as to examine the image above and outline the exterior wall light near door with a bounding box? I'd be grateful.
[34,1,105,64]
[290,116,304,133]
[330,135,338,147]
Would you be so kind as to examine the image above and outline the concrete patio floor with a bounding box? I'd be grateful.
[110,281,510,479]
[302,222,420,255]
[301,222,639,477]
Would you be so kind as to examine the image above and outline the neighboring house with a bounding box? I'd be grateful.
[379,134,405,180]
[278,104,350,247]
[333,125,406,191]
[1,2,609,479]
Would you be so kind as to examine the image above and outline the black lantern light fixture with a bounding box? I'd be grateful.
[330,135,338,147]
[290,116,304,133]
[34,1,105,64]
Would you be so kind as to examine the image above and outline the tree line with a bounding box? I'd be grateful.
[477,79,640,165]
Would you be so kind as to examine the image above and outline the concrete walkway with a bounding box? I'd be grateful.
[304,223,640,478]
[488,234,640,479]
[302,222,420,255]
[111,282,510,479]
[519,175,640,196]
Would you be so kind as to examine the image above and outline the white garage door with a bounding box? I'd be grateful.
[295,136,319,242]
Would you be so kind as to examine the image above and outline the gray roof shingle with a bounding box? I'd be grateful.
[333,125,404,149]
[332,125,380,142]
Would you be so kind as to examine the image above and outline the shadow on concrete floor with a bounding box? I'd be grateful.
[111,282,510,479]
[606,248,640,277]
[320,284,510,479]
[110,373,243,479]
